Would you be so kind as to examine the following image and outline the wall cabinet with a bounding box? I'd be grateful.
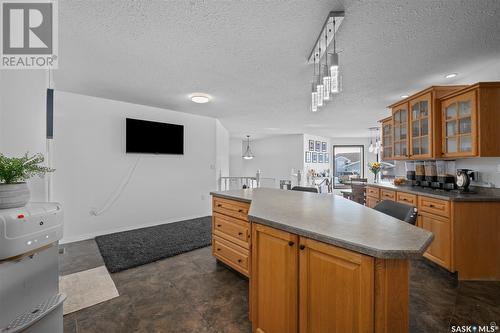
[383,82,500,159]
[380,117,393,160]
[440,83,500,158]
[391,103,409,159]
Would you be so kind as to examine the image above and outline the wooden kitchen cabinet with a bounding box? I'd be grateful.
[299,237,374,333]
[380,117,393,160]
[440,83,500,158]
[366,186,380,208]
[366,196,379,209]
[251,223,409,333]
[418,211,451,270]
[409,93,432,159]
[391,102,409,159]
[251,224,298,333]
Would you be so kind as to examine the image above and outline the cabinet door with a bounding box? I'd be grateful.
[299,237,374,333]
[419,212,451,270]
[381,119,393,160]
[392,104,409,159]
[251,224,298,333]
[441,90,477,157]
[409,93,432,159]
[366,196,379,209]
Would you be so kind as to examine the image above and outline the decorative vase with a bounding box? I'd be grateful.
[372,172,380,183]
[0,183,30,209]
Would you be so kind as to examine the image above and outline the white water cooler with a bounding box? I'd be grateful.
[0,203,65,333]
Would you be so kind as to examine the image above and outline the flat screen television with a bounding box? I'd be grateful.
[126,118,184,154]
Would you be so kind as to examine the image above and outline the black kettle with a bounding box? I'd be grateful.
[456,169,473,192]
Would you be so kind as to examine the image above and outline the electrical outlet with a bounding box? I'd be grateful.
[201,195,206,201]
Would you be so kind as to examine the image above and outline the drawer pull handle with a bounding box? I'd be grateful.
[217,224,222,227]
[238,209,244,213]
[299,244,306,250]
[288,241,295,246]
[237,259,242,263]
[238,232,243,236]
[217,204,222,207]
[217,248,221,251]
[429,204,435,208]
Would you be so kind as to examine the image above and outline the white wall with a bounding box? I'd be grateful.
[229,134,303,187]
[0,70,48,201]
[215,120,230,182]
[303,134,330,175]
[53,91,218,242]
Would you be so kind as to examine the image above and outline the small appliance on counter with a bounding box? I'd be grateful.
[415,161,426,186]
[423,160,437,187]
[456,169,475,192]
[405,161,417,185]
[435,160,456,190]
[0,202,65,333]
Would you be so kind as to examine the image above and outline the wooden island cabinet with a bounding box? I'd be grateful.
[211,189,433,333]
[251,223,408,333]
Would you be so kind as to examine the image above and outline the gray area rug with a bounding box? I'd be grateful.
[95,216,212,273]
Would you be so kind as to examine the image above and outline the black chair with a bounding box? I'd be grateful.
[291,186,319,193]
[373,200,418,225]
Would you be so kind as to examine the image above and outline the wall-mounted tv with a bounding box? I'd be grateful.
[126,118,184,155]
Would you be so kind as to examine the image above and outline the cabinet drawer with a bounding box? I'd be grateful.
[418,196,450,217]
[213,212,250,249]
[213,196,250,221]
[380,189,396,201]
[366,186,380,199]
[213,235,249,276]
[366,196,379,209]
[396,192,417,206]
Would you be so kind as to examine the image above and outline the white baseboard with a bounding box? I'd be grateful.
[60,214,210,244]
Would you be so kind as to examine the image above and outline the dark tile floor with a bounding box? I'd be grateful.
[60,239,500,333]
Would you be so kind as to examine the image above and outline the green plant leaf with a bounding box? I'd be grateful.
[0,153,54,184]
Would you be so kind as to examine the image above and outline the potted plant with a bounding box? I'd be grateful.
[368,162,381,183]
[0,153,54,209]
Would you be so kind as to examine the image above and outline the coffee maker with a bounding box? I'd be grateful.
[435,160,456,190]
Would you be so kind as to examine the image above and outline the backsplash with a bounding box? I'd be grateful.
[393,158,500,188]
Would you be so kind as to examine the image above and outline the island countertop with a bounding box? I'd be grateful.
[210,188,433,259]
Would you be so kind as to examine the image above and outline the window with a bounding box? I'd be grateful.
[332,145,364,188]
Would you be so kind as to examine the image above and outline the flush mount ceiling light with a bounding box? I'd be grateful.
[445,73,457,79]
[242,135,255,160]
[400,94,409,98]
[190,93,211,104]
[308,11,344,113]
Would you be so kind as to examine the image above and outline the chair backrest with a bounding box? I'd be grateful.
[350,183,366,205]
[373,200,418,225]
[291,186,319,193]
[350,178,368,184]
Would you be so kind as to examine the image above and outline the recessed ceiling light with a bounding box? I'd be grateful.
[445,73,457,79]
[400,95,409,98]
[190,93,211,104]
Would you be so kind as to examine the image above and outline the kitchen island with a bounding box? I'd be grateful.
[210,188,433,333]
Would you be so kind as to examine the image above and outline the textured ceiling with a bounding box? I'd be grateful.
[55,0,500,139]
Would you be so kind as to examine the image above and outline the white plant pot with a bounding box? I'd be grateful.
[0,183,30,209]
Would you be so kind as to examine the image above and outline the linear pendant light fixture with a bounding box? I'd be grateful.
[308,11,344,112]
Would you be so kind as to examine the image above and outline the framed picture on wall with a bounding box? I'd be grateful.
[325,153,329,163]
[318,153,324,163]
[322,142,327,152]
[315,141,321,152]
[312,152,317,163]
[308,140,315,151]
[305,151,311,163]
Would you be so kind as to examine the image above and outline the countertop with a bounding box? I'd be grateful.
[365,183,500,202]
[210,188,433,260]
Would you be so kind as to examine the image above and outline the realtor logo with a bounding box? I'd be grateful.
[1,0,58,69]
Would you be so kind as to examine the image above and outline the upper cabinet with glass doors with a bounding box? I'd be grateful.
[380,117,393,161]
[440,83,500,158]
[387,86,467,160]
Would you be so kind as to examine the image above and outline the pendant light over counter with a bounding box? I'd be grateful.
[242,135,254,160]
[308,11,344,112]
